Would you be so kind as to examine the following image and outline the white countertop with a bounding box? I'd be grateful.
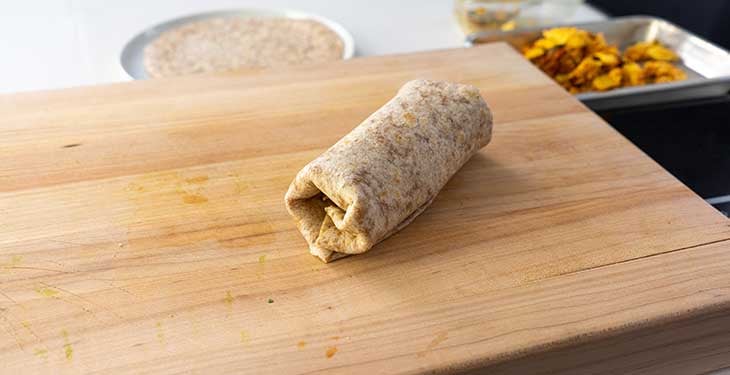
[0,0,605,94]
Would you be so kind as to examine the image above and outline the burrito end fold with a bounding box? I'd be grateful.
[284,79,493,262]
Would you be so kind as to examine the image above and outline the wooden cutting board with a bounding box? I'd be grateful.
[1,43,729,374]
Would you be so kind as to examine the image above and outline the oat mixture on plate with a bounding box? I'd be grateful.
[144,17,345,78]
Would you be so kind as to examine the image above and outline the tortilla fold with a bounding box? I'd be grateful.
[285,79,493,262]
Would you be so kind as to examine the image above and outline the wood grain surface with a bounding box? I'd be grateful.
[1,43,729,374]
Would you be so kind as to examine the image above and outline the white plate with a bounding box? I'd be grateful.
[120,8,355,80]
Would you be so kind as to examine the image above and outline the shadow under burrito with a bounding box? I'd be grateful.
[349,152,534,264]
[308,152,544,316]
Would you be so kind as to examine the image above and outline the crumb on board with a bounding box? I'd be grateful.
[326,346,337,358]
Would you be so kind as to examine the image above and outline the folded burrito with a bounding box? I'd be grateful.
[285,79,493,262]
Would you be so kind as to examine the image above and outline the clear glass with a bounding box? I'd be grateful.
[454,0,539,33]
[454,0,584,34]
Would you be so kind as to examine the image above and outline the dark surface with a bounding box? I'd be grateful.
[597,96,730,216]
[715,201,730,217]
[588,0,730,49]
[585,1,730,218]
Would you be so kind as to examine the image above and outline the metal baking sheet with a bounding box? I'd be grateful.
[120,9,355,80]
[466,16,730,110]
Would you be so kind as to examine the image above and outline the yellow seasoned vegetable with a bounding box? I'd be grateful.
[524,47,544,59]
[594,51,620,67]
[622,62,645,86]
[643,61,687,82]
[623,41,652,62]
[592,68,622,91]
[646,44,678,61]
[523,27,686,94]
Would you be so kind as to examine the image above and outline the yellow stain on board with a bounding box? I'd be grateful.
[124,171,216,237]
[124,182,145,193]
[182,193,208,204]
[417,331,449,357]
[325,346,338,358]
[428,331,448,350]
[21,320,37,337]
[258,255,266,264]
[155,321,165,344]
[240,330,249,344]
[185,176,209,184]
[228,173,250,194]
[34,348,48,360]
[297,341,306,349]
[180,175,209,203]
[64,344,73,361]
[127,171,212,206]
[36,287,59,297]
[224,291,234,308]
[61,330,73,361]
[1,255,23,270]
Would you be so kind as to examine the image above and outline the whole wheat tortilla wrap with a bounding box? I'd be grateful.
[285,79,493,262]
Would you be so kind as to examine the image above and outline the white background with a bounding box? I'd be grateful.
[0,0,604,94]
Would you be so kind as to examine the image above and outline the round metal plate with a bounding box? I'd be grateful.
[120,9,355,80]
